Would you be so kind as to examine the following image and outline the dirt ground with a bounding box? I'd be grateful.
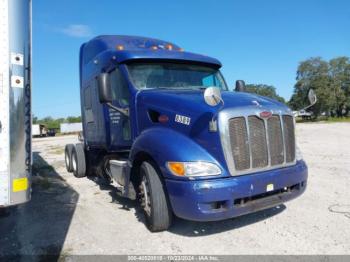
[0,123,350,257]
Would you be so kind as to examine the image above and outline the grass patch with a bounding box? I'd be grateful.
[48,146,65,155]
[296,116,350,123]
[55,132,80,137]
[59,248,74,262]
[320,117,350,123]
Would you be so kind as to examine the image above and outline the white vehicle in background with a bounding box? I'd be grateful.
[294,109,313,119]
[299,109,313,117]
[293,90,317,120]
[0,0,32,208]
[32,124,47,137]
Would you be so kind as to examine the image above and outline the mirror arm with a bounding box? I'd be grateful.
[106,102,129,117]
[209,95,225,132]
[301,96,317,111]
[211,95,225,122]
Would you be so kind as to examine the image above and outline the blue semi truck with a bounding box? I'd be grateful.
[65,35,308,232]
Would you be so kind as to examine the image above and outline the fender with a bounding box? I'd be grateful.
[130,127,223,179]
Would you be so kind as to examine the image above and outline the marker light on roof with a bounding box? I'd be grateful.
[116,45,124,50]
[166,44,173,50]
[151,46,158,50]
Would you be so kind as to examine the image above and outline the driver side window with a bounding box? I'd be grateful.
[110,68,130,106]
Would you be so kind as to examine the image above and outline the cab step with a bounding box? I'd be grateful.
[109,159,136,200]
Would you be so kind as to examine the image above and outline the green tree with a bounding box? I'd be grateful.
[289,56,350,117]
[289,57,330,117]
[328,57,350,116]
[66,116,82,123]
[245,84,286,103]
[34,116,82,130]
[37,116,65,129]
[32,115,38,124]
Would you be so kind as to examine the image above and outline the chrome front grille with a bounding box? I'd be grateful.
[283,115,295,163]
[267,115,284,165]
[225,113,295,174]
[228,117,250,171]
[248,116,268,168]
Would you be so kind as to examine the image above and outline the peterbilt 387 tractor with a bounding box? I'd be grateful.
[65,35,310,232]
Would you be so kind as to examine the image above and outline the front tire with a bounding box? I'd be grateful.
[139,161,172,232]
[72,143,86,178]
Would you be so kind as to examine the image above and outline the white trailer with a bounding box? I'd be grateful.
[32,124,47,137]
[32,124,41,136]
[60,122,83,134]
[0,0,32,207]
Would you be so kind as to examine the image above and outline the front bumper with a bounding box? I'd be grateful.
[165,160,308,221]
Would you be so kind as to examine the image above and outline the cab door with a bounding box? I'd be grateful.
[108,67,132,150]
[83,80,106,147]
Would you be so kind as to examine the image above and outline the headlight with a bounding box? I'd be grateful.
[296,146,303,161]
[167,161,221,177]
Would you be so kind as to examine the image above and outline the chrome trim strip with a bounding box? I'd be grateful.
[264,119,271,166]
[218,105,296,176]
[245,117,252,169]
[280,114,287,164]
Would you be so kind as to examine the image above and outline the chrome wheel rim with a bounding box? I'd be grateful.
[140,175,151,216]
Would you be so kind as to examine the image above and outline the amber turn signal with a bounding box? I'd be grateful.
[167,162,185,176]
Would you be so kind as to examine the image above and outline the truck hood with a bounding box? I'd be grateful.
[137,89,289,115]
[136,89,291,167]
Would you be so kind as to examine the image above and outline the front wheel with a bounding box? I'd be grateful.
[139,161,172,232]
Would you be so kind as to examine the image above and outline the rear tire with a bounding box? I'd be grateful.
[139,161,172,232]
[65,144,74,173]
[72,143,86,178]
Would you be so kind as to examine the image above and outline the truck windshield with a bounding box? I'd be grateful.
[127,62,228,90]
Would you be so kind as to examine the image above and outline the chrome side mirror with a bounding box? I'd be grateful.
[308,89,317,106]
[204,87,225,132]
[204,87,222,107]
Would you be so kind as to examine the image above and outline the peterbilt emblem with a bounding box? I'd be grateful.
[259,111,272,119]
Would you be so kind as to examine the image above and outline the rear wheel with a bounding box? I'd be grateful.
[65,144,74,173]
[72,143,86,178]
[139,161,172,232]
